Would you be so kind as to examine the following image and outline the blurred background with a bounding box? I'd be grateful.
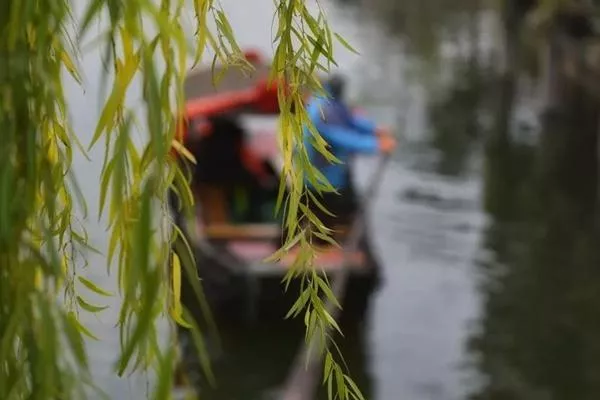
[74,0,600,398]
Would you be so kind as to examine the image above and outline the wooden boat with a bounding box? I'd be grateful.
[169,50,382,326]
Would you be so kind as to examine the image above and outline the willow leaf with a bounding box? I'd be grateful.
[284,287,311,319]
[336,366,347,400]
[316,276,342,310]
[78,0,105,38]
[89,91,120,150]
[78,276,114,297]
[171,139,196,164]
[182,308,216,386]
[334,33,359,55]
[68,312,100,341]
[170,253,192,328]
[344,375,366,400]
[76,296,109,313]
[60,49,82,84]
[152,345,175,400]
[323,352,334,383]
[89,53,140,150]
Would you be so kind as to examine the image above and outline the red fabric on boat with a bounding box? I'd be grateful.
[243,49,263,64]
[252,78,282,114]
[185,89,257,119]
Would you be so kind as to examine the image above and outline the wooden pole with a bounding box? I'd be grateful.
[279,154,392,400]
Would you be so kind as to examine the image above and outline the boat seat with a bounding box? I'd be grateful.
[226,240,366,273]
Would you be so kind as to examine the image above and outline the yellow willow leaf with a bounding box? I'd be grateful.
[171,139,196,164]
[55,258,67,295]
[57,187,69,211]
[48,141,59,165]
[89,52,140,150]
[89,90,120,150]
[170,253,192,328]
[59,49,82,84]
[26,23,36,48]
[61,256,68,275]
[193,0,210,67]
[174,25,186,78]
[34,267,43,290]
[120,52,141,90]
[119,26,134,61]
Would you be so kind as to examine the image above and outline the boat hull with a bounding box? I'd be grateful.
[178,230,382,327]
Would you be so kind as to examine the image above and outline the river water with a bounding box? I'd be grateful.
[69,0,600,399]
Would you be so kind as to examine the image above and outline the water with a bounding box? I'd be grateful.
[70,0,600,399]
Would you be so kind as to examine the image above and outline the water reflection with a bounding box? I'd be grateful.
[468,71,600,399]
[426,59,489,176]
[363,0,484,72]
[92,0,600,398]
[179,320,374,400]
[177,2,492,399]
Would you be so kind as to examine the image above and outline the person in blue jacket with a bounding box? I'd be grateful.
[302,74,396,238]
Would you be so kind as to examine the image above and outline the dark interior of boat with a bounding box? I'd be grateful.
[172,103,374,249]
[184,113,282,227]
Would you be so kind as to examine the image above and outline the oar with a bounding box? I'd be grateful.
[279,152,393,400]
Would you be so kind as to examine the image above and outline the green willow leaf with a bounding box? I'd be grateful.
[152,345,176,400]
[324,352,334,383]
[312,231,340,248]
[316,276,342,310]
[62,310,90,368]
[76,296,109,313]
[344,375,366,400]
[182,307,216,387]
[334,32,359,55]
[284,287,311,319]
[79,0,105,38]
[321,308,343,337]
[68,311,100,341]
[78,276,114,297]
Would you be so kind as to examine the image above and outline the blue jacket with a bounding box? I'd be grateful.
[303,88,379,190]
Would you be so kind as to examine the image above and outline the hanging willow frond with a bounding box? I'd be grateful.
[0,0,364,398]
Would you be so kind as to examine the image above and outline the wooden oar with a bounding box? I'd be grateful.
[279,153,393,400]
